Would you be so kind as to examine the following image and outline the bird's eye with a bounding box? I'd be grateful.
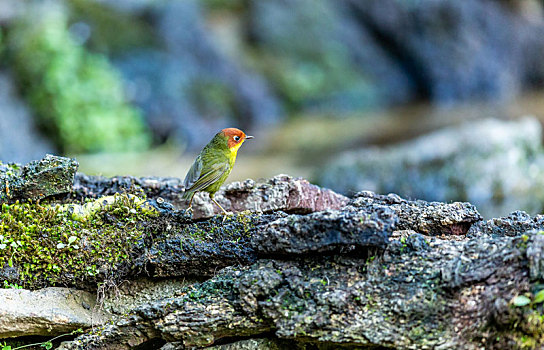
[233,136,240,142]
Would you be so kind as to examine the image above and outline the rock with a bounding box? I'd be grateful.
[133,203,391,278]
[194,175,351,219]
[468,211,544,237]
[526,232,544,281]
[346,0,544,103]
[71,173,182,202]
[58,227,541,349]
[0,154,78,202]
[136,212,275,278]
[0,178,354,289]
[206,339,286,350]
[2,179,476,290]
[159,339,287,350]
[253,206,395,255]
[0,287,108,338]
[319,117,544,218]
[248,0,414,111]
[71,174,350,220]
[124,187,478,281]
[0,72,53,163]
[159,343,182,350]
[100,278,194,316]
[9,168,544,348]
[350,191,482,236]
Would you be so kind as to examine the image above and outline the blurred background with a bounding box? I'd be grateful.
[1,0,544,218]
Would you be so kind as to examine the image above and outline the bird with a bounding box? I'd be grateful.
[182,128,253,215]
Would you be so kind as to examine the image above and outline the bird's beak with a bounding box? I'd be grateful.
[245,135,254,140]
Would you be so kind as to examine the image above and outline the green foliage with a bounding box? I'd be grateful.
[8,7,150,153]
[511,289,544,307]
[501,288,544,348]
[3,280,23,289]
[535,290,544,304]
[513,295,532,307]
[1,329,82,350]
[0,194,155,288]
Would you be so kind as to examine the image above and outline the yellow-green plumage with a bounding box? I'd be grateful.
[182,128,252,214]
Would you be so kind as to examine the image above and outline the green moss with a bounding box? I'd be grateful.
[407,322,447,344]
[409,325,425,338]
[232,211,256,235]
[504,309,544,349]
[3,280,23,289]
[179,211,255,243]
[7,7,150,154]
[486,286,544,348]
[58,194,157,220]
[0,161,21,175]
[516,234,530,250]
[0,193,156,289]
[185,275,235,302]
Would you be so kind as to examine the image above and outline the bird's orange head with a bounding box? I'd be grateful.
[221,128,253,150]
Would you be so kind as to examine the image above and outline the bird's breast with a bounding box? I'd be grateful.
[228,142,243,162]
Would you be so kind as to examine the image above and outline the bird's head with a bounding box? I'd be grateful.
[221,128,253,153]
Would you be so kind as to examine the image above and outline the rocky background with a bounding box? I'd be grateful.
[1,0,544,219]
[1,0,543,154]
[1,155,544,349]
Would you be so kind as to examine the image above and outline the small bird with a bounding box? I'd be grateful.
[182,128,253,215]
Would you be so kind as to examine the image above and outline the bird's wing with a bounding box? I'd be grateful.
[183,154,203,190]
[184,158,230,194]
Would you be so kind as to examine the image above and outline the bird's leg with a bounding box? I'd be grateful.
[210,196,232,222]
[186,193,195,213]
[211,197,228,215]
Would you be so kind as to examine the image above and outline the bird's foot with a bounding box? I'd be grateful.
[220,210,235,223]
